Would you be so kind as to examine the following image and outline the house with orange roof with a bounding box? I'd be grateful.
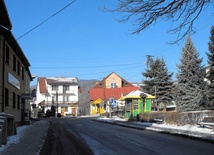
[89,72,139,115]
[35,77,79,117]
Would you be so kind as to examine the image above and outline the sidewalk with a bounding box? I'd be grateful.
[0,119,50,155]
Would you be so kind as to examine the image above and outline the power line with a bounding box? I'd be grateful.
[30,62,143,69]
[31,65,143,77]
[16,0,77,40]
[64,65,143,77]
[126,72,142,81]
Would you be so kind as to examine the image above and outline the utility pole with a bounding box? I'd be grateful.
[109,98,113,118]
[56,90,58,117]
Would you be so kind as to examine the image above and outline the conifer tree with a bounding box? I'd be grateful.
[176,36,206,112]
[155,58,174,110]
[142,56,160,96]
[206,26,214,109]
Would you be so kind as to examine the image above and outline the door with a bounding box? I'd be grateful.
[61,107,65,116]
[144,99,151,112]
[72,108,76,116]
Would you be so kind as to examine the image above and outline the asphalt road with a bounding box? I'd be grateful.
[48,117,214,155]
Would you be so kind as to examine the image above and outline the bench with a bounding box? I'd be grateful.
[198,117,214,131]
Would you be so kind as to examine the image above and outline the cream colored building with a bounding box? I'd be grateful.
[89,72,139,115]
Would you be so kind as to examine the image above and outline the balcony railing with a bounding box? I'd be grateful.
[43,101,78,107]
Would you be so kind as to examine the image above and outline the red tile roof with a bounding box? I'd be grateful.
[89,86,139,101]
[38,77,48,94]
[89,72,139,101]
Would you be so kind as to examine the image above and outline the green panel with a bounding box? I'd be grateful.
[132,99,143,116]
[145,99,151,112]
[133,110,138,116]
[125,112,131,118]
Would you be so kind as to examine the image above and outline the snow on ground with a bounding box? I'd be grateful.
[0,116,213,153]
[97,116,214,135]
[0,125,31,152]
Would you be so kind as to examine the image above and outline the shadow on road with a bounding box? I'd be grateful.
[39,121,93,155]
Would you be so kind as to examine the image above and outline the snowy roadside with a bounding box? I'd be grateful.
[97,116,214,141]
[0,125,31,152]
[1,116,214,154]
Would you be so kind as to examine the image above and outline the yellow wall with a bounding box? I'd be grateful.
[91,104,105,115]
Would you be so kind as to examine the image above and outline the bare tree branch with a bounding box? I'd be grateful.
[107,0,212,44]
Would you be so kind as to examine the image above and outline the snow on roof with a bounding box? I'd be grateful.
[47,77,78,83]
[124,90,155,99]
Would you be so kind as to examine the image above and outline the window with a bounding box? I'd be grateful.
[65,107,68,112]
[13,92,16,108]
[126,99,132,110]
[52,96,55,102]
[21,66,25,80]
[63,85,69,91]
[5,45,9,64]
[111,82,117,88]
[52,85,58,91]
[133,99,138,110]
[5,88,9,106]
[63,96,69,102]
[17,61,20,76]
[13,55,16,72]
[21,99,24,109]
[17,95,20,109]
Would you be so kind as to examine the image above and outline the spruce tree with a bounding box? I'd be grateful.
[206,26,214,109]
[155,57,174,111]
[142,56,160,96]
[176,36,206,112]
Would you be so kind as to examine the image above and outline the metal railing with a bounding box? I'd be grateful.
[44,101,77,107]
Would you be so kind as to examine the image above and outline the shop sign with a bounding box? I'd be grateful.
[8,73,20,89]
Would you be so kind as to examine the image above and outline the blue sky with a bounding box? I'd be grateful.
[4,0,214,85]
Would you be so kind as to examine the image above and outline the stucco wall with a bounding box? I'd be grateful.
[105,73,122,88]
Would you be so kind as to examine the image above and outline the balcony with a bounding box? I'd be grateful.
[44,101,78,107]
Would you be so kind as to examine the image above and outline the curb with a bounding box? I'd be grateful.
[95,119,214,142]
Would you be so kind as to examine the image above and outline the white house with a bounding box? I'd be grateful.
[35,77,79,117]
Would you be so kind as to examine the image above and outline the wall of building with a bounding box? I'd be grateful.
[0,35,3,112]
[0,33,32,123]
[105,73,122,88]
[36,78,79,117]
